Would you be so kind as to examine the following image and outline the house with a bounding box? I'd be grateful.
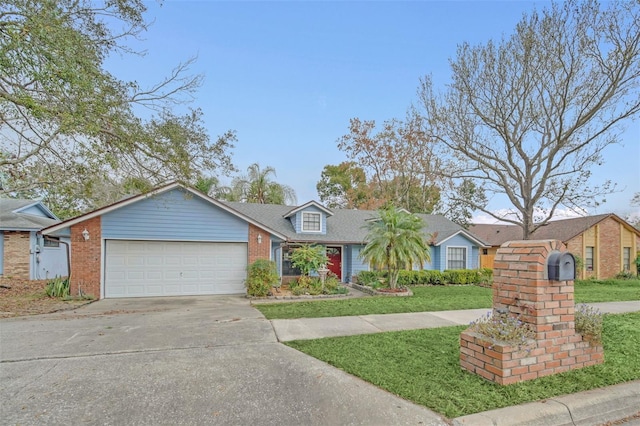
[0,198,69,280]
[470,214,640,279]
[224,200,486,284]
[41,182,486,299]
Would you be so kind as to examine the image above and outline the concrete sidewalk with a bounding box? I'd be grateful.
[270,300,640,342]
[270,300,640,426]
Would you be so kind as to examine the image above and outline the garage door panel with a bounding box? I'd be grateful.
[105,240,247,298]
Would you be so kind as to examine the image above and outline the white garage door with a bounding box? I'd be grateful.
[104,240,247,298]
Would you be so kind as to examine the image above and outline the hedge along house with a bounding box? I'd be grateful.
[41,182,487,299]
[0,199,69,280]
[470,214,640,279]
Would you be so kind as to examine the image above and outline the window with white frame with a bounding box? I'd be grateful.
[447,247,466,269]
[302,212,321,232]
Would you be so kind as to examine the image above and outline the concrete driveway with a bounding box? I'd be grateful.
[0,296,446,426]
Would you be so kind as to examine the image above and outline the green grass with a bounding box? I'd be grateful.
[256,279,640,320]
[256,285,493,319]
[574,279,640,303]
[286,312,640,419]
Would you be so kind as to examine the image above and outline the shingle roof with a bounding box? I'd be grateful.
[469,214,627,246]
[0,199,59,231]
[223,201,483,246]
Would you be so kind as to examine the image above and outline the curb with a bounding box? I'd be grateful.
[452,380,640,425]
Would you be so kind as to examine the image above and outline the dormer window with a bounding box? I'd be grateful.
[302,212,321,232]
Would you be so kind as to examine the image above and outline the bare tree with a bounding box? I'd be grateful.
[419,0,640,238]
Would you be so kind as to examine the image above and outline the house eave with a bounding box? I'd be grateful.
[41,181,289,240]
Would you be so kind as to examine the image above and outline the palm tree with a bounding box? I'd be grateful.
[360,205,431,289]
[193,175,232,199]
[231,163,297,205]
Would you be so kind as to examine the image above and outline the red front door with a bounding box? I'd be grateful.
[326,247,342,280]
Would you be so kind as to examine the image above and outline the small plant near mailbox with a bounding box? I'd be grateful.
[468,311,535,348]
[575,303,603,343]
[245,259,280,297]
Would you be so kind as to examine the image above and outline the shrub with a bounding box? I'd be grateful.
[245,259,279,297]
[355,269,488,287]
[290,275,323,295]
[420,270,444,285]
[469,311,535,348]
[45,277,70,298]
[443,270,481,285]
[575,304,603,343]
[614,270,637,280]
[478,268,493,287]
[324,273,340,292]
[356,271,386,286]
[290,244,328,277]
[291,273,348,295]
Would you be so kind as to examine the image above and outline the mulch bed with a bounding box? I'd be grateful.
[0,277,90,319]
[347,282,413,297]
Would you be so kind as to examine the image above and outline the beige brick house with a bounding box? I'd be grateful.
[470,214,640,279]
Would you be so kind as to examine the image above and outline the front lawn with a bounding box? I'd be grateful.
[256,279,640,320]
[286,312,640,419]
[256,285,493,319]
[574,278,640,302]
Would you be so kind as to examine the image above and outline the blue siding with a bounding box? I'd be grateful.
[432,246,442,270]
[34,234,69,279]
[349,245,369,277]
[418,248,434,270]
[293,207,327,235]
[22,204,52,218]
[102,189,248,241]
[439,233,479,271]
[471,246,480,269]
[344,245,352,282]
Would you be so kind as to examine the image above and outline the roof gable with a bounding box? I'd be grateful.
[470,213,639,246]
[41,182,287,239]
[0,198,60,231]
[283,201,333,218]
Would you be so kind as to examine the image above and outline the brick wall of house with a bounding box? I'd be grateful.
[248,223,270,265]
[3,231,31,279]
[598,217,621,279]
[70,217,101,298]
[565,235,584,278]
[460,240,603,385]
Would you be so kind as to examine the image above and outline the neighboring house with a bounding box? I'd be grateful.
[470,214,640,279]
[0,199,69,280]
[41,182,486,299]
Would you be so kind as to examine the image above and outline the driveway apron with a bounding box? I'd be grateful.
[1,296,446,426]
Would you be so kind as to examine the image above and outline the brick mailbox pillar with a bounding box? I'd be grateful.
[460,240,603,385]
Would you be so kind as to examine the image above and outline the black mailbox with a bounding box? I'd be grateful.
[547,251,576,281]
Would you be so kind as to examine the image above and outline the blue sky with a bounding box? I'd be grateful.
[106,1,639,221]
